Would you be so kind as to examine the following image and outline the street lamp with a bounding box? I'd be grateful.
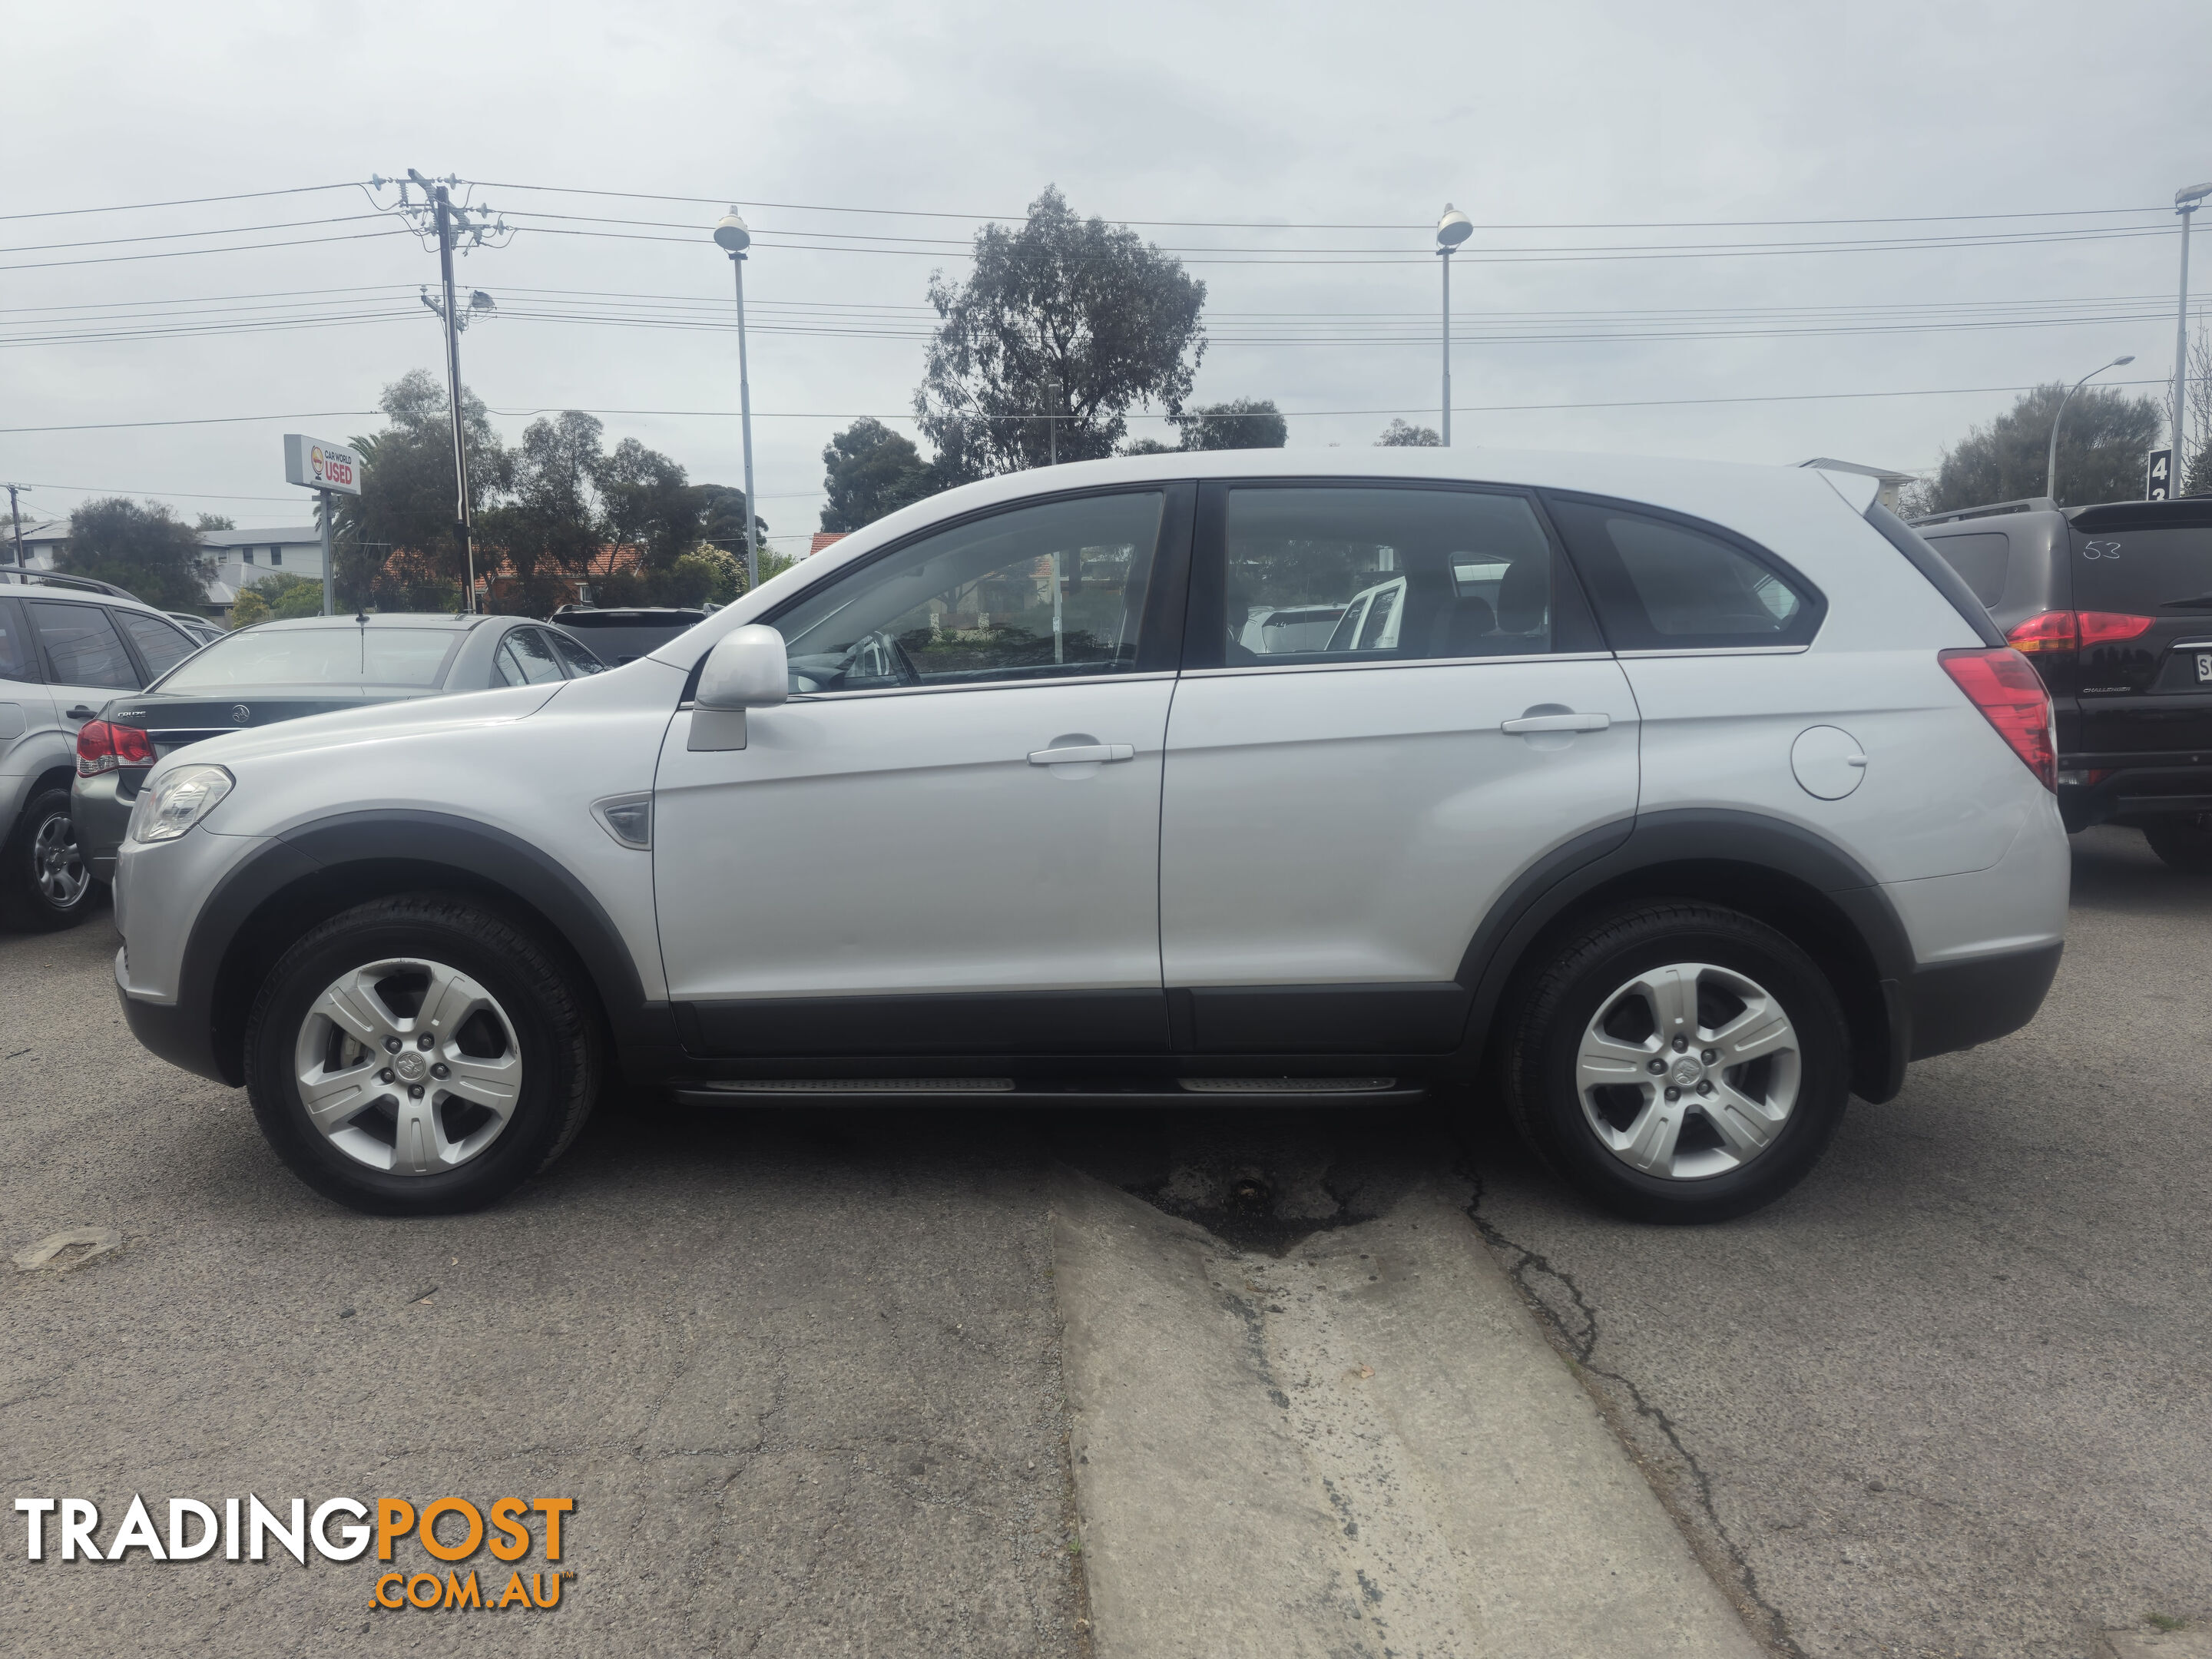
[1435,206,1473,446]
[2174,183,2211,477]
[2047,354,2135,503]
[713,207,760,594]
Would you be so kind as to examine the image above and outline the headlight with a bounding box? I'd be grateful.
[130,764,234,843]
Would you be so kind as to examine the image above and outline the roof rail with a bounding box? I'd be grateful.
[1907,497,2058,527]
[0,567,144,602]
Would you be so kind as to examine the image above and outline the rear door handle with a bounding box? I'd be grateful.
[1501,712,1611,734]
[65,706,98,720]
[1028,743,1135,765]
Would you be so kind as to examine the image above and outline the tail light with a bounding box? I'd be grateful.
[75,720,154,777]
[2003,611,2156,654]
[1939,648,2055,791]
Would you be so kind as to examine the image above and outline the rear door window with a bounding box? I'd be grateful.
[115,610,198,680]
[28,600,141,689]
[1188,484,1580,668]
[548,633,605,676]
[1921,531,2010,608]
[501,628,565,684]
[1545,496,1824,651]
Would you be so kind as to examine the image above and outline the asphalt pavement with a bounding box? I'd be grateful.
[4,824,2204,1657]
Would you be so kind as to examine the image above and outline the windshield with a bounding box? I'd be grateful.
[156,627,459,690]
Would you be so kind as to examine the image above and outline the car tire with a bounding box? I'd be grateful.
[2142,813,2212,872]
[1502,900,1850,1224]
[243,894,601,1216]
[0,786,98,932]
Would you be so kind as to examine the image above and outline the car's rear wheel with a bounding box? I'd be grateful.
[1503,900,1850,1224]
[243,895,600,1215]
[2142,813,2212,872]
[0,786,97,932]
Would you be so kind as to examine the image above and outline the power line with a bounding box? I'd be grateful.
[0,213,390,258]
[468,178,2174,232]
[0,228,414,274]
[0,183,366,223]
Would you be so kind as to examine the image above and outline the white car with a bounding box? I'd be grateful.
[111,449,2069,1223]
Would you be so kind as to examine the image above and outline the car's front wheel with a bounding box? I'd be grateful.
[1503,900,1850,1224]
[243,895,601,1215]
[0,786,98,932]
[2142,813,2212,872]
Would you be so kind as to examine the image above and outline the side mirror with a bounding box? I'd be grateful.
[688,625,788,752]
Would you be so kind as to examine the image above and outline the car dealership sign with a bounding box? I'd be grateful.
[283,433,362,496]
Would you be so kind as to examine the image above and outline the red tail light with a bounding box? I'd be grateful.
[2003,610,2156,654]
[1939,648,2055,791]
[74,720,154,777]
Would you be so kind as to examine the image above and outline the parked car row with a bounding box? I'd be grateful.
[0,568,652,929]
[99,449,2072,1228]
[1909,494,2212,867]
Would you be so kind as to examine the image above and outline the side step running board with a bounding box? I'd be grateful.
[674,1077,1414,1106]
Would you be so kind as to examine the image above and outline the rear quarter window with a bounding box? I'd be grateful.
[1543,495,1824,651]
[1921,531,2010,608]
[2067,527,2212,614]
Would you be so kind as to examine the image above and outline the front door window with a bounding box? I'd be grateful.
[770,490,1166,693]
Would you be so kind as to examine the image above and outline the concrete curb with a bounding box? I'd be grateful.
[1050,1167,1763,1658]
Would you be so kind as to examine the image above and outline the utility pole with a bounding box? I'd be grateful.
[2174,184,2210,478]
[432,183,475,613]
[5,485,25,570]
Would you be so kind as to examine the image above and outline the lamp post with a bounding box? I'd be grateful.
[2047,355,2136,503]
[713,207,760,595]
[2174,184,2211,478]
[1435,206,1473,445]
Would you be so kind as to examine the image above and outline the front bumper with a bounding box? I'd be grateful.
[115,946,230,1084]
[70,769,139,884]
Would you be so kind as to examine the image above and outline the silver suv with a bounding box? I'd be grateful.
[0,572,205,929]
[107,450,2071,1223]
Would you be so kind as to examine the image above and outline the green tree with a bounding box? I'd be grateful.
[1377,419,1442,448]
[916,186,1207,475]
[245,571,324,620]
[1171,398,1287,451]
[58,498,210,611]
[1924,383,2165,512]
[2182,323,2212,498]
[597,437,704,571]
[1120,437,1177,456]
[228,589,270,628]
[820,417,935,531]
[194,513,235,532]
[336,369,508,610]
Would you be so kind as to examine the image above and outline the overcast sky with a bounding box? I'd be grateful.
[5,0,2209,544]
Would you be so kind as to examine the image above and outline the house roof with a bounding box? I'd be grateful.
[200,526,321,548]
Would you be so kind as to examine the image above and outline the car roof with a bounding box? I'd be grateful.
[651,443,1873,669]
[245,611,496,631]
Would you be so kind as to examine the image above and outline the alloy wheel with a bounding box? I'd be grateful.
[1574,961,1802,1181]
[31,811,90,911]
[293,958,523,1175]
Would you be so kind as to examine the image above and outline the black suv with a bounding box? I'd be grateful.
[1913,495,2212,866]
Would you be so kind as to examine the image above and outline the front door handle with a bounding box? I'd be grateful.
[1501,711,1611,734]
[1028,743,1135,765]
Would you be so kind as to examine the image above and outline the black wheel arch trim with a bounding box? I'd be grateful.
[163,810,655,1088]
[1450,807,1920,1101]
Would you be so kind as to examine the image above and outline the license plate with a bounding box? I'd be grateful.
[2198,653,2212,684]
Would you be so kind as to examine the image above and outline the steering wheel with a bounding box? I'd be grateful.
[846,628,921,688]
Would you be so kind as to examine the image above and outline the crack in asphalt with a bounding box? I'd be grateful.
[1461,1166,1807,1659]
